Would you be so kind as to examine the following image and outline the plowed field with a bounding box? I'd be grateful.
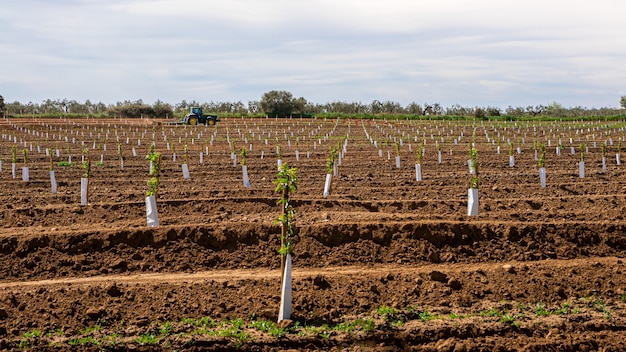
[0,116,625,351]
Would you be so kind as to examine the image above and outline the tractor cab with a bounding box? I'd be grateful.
[191,107,203,116]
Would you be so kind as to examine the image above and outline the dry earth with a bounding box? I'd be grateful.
[0,116,625,351]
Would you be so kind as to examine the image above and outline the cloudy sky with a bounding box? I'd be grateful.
[1,0,625,109]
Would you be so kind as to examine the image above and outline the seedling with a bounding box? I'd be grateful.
[240,146,248,166]
[134,333,159,346]
[82,147,91,178]
[47,148,53,171]
[416,144,424,164]
[499,312,520,327]
[327,147,337,174]
[11,145,17,164]
[469,146,479,189]
[146,146,161,198]
[273,163,298,285]
[538,144,546,168]
[579,143,585,162]
[22,148,28,166]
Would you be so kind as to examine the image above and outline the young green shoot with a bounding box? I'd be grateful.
[146,146,161,198]
[469,146,479,189]
[579,143,585,162]
[82,147,91,178]
[273,163,298,285]
[538,144,546,168]
[240,146,248,166]
[327,147,337,174]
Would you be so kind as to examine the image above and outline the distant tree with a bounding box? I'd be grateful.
[486,106,501,117]
[260,90,295,117]
[0,95,5,116]
[620,96,626,109]
[526,105,546,117]
[474,107,486,119]
[152,99,173,118]
[406,102,423,115]
[292,97,307,114]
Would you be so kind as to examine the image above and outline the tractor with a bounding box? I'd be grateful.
[168,107,219,125]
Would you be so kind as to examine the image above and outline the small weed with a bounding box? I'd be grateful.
[376,305,398,321]
[418,310,440,322]
[57,161,74,167]
[534,302,551,316]
[102,333,121,346]
[19,329,43,349]
[447,313,465,320]
[335,318,375,333]
[68,336,100,347]
[553,302,573,315]
[134,333,159,345]
[499,313,520,327]
[620,293,626,303]
[79,324,101,335]
[592,298,612,320]
[479,308,501,317]
[249,320,286,339]
[159,321,173,337]
[45,328,64,338]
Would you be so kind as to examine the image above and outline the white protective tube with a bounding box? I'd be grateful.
[80,177,89,205]
[145,195,160,227]
[539,167,546,188]
[277,254,293,323]
[22,167,29,182]
[467,188,479,216]
[242,165,250,188]
[50,170,57,194]
[415,164,422,181]
[182,164,190,179]
[579,161,585,179]
[323,173,332,196]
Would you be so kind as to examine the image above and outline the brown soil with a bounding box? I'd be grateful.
[0,117,625,351]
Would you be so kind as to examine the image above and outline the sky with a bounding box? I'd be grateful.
[1,0,625,109]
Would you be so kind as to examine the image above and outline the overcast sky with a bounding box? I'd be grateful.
[1,0,625,109]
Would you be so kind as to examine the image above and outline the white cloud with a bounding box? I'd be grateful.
[1,0,625,108]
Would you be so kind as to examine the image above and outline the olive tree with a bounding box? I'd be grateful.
[0,95,5,116]
[260,90,296,117]
[620,96,626,109]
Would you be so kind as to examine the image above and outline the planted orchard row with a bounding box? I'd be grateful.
[0,117,624,222]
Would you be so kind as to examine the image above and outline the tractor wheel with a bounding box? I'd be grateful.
[188,116,198,125]
[208,119,215,125]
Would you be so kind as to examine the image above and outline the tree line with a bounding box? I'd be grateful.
[1,92,625,119]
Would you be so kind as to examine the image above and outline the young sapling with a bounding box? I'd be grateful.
[273,162,298,322]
